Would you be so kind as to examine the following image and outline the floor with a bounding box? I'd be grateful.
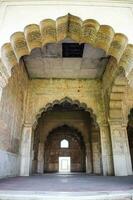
[0,173,133,192]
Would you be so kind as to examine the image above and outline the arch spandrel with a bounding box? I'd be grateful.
[1,13,133,81]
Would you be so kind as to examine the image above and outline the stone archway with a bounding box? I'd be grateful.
[106,70,133,176]
[1,14,133,95]
[33,97,97,130]
[44,125,86,173]
[1,14,133,178]
[20,97,103,176]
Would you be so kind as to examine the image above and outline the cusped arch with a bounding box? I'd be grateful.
[43,122,87,144]
[33,97,98,130]
[1,13,133,86]
[45,124,86,148]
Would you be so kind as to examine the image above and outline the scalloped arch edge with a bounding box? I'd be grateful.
[1,13,133,77]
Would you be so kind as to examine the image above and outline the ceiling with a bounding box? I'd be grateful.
[23,42,109,79]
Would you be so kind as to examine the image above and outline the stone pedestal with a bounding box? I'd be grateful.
[86,143,92,173]
[37,143,44,173]
[99,124,114,175]
[20,124,32,176]
[109,121,132,176]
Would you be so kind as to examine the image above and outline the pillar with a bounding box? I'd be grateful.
[20,124,32,176]
[109,120,132,176]
[92,128,102,174]
[37,143,44,173]
[99,123,114,175]
[86,142,92,173]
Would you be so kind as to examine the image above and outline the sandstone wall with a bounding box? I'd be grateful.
[44,128,85,172]
[27,79,103,175]
[38,111,91,142]
[25,79,105,125]
[0,61,28,178]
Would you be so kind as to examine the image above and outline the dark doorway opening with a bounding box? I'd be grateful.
[127,108,133,169]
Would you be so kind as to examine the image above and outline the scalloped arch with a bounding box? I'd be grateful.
[33,97,98,129]
[41,121,90,144]
[1,13,133,77]
[46,124,85,145]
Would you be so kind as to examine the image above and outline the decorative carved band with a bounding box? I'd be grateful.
[0,14,133,91]
[0,14,133,75]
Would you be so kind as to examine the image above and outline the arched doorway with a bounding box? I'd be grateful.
[0,13,133,179]
[32,98,102,175]
[44,125,86,173]
[127,108,133,169]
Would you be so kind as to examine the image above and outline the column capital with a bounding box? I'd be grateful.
[108,120,127,128]
[23,123,33,128]
[85,142,90,146]
[108,118,123,126]
[98,122,109,128]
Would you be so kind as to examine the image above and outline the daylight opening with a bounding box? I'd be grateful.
[60,139,69,148]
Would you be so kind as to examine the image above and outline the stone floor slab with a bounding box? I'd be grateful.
[0,174,133,200]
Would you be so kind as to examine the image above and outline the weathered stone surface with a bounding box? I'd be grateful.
[0,149,19,178]
[0,14,133,178]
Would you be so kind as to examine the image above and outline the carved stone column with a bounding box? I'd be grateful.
[20,124,32,176]
[99,123,114,175]
[86,142,92,173]
[37,143,44,173]
[109,120,132,176]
